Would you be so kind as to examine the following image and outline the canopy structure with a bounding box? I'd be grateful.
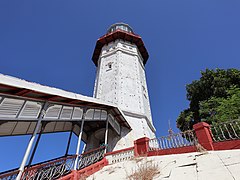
[0,74,131,139]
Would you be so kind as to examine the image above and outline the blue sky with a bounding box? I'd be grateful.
[0,0,240,172]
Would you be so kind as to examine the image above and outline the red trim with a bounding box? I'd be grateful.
[92,29,149,66]
[213,140,240,150]
[134,137,150,156]
[0,170,19,179]
[193,122,214,150]
[59,158,108,180]
[15,89,30,96]
[148,146,197,156]
[25,155,76,172]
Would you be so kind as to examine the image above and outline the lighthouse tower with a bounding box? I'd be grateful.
[90,23,156,150]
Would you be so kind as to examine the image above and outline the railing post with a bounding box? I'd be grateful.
[104,114,109,154]
[134,137,150,156]
[65,124,74,156]
[193,122,214,150]
[73,108,86,170]
[16,102,49,180]
[27,122,47,168]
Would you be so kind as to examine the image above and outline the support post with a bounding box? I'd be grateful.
[134,137,150,156]
[16,102,49,180]
[104,114,109,154]
[193,122,214,150]
[27,122,47,168]
[65,124,74,156]
[73,109,86,170]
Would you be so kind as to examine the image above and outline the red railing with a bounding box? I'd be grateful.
[0,169,19,180]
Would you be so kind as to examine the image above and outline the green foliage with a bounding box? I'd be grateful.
[200,86,240,123]
[177,68,240,132]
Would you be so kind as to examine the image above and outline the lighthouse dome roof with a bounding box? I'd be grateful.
[107,23,133,34]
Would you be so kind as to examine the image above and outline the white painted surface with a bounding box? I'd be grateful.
[94,40,152,122]
[87,150,240,180]
[0,73,119,108]
[105,149,134,164]
[93,39,156,150]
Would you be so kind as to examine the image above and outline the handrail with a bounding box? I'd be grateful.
[0,146,106,180]
[148,130,197,151]
[77,146,106,170]
[24,155,75,171]
[0,155,73,176]
[0,169,19,180]
[81,146,105,156]
[210,119,240,142]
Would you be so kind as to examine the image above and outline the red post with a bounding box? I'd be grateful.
[193,122,214,150]
[134,137,150,156]
[72,170,80,180]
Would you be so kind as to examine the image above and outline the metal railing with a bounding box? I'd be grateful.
[21,155,75,180]
[0,146,106,180]
[77,146,105,169]
[0,169,19,180]
[0,155,75,180]
[148,130,197,151]
[210,119,240,142]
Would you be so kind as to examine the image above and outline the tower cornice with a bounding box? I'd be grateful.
[92,29,149,66]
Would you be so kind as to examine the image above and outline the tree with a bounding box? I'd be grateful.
[177,68,240,132]
[199,86,240,123]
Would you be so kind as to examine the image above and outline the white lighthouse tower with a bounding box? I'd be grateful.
[90,23,156,150]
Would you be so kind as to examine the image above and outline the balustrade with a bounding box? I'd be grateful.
[210,119,240,142]
[148,130,197,151]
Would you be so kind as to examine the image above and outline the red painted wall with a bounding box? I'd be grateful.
[59,158,108,180]
[213,139,240,150]
[148,146,197,156]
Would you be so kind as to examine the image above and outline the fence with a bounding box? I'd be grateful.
[0,169,19,180]
[0,146,106,180]
[210,119,240,142]
[77,146,105,169]
[21,155,75,180]
[148,130,197,151]
[105,147,134,164]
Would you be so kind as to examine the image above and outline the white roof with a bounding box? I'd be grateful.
[0,73,116,107]
[0,73,131,137]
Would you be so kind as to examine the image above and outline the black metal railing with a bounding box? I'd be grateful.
[0,146,106,180]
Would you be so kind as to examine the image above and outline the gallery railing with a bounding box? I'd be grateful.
[21,155,75,180]
[77,146,106,169]
[0,169,19,180]
[148,130,198,151]
[210,119,240,142]
[0,146,106,180]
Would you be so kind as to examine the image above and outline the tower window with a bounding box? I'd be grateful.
[106,62,113,72]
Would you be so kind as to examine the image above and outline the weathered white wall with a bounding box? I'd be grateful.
[88,150,240,180]
[93,39,156,150]
[94,40,153,121]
